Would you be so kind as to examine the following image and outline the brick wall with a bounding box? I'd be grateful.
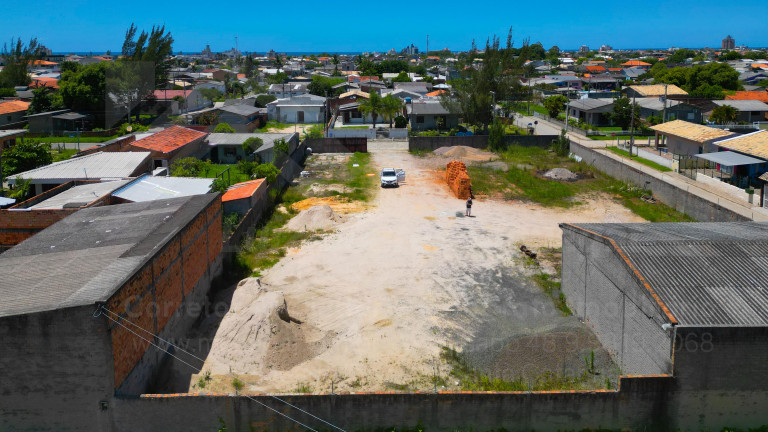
[106,196,223,392]
[0,209,78,247]
[446,160,471,199]
[76,135,136,157]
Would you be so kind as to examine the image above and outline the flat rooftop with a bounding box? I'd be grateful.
[0,194,218,318]
[562,222,768,327]
[27,180,130,209]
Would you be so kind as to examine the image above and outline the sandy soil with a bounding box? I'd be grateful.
[195,148,644,394]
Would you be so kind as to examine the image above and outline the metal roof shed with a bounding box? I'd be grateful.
[695,151,765,166]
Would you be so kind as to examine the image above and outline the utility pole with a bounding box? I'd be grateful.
[629,93,636,157]
[661,83,668,123]
[427,35,429,56]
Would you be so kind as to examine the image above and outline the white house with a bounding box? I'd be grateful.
[267,95,326,123]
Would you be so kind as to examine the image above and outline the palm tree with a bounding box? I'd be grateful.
[710,105,739,124]
[331,53,340,74]
[381,94,404,127]
[358,91,384,128]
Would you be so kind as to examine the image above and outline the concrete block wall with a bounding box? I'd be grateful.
[110,375,680,432]
[0,306,115,431]
[561,227,673,375]
[570,141,750,222]
[304,137,367,153]
[408,135,558,152]
[106,197,223,395]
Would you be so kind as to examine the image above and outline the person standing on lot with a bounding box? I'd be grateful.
[466,197,473,217]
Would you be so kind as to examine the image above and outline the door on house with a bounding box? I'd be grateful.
[297,111,304,122]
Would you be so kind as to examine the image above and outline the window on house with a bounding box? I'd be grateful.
[352,111,362,118]
[224,148,237,157]
[687,112,695,120]
[416,116,424,124]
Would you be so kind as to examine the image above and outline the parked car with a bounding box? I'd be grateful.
[380,168,405,187]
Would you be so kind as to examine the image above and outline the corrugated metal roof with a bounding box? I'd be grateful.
[28,180,130,209]
[0,194,217,317]
[629,84,688,97]
[563,222,768,326]
[569,98,614,111]
[712,99,768,111]
[695,151,765,166]
[206,132,294,149]
[112,175,213,202]
[7,151,151,184]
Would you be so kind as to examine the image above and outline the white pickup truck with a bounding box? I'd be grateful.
[380,168,406,188]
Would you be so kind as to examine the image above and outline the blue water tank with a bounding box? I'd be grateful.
[405,97,412,103]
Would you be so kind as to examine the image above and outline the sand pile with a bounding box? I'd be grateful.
[543,168,578,181]
[285,205,345,232]
[292,196,366,214]
[434,146,497,161]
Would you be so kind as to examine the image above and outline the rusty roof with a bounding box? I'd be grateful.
[0,100,29,115]
[131,126,207,154]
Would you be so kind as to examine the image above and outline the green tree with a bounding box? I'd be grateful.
[253,163,281,183]
[0,38,40,88]
[552,129,570,157]
[610,97,641,130]
[266,72,288,84]
[710,104,739,124]
[242,55,254,78]
[237,160,259,177]
[391,71,411,82]
[170,157,208,177]
[487,119,506,151]
[211,178,229,193]
[358,91,384,127]
[394,115,407,128]
[121,23,174,89]
[255,94,276,108]
[199,88,224,101]
[542,95,567,118]
[27,86,63,114]
[2,140,53,178]
[214,123,236,133]
[307,75,345,97]
[331,53,340,74]
[273,138,289,155]
[666,49,697,64]
[241,137,263,154]
[653,62,741,98]
[59,62,109,127]
[380,94,404,127]
[0,88,16,97]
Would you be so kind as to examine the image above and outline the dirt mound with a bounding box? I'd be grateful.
[285,205,346,232]
[434,146,497,161]
[543,168,578,181]
[291,196,366,214]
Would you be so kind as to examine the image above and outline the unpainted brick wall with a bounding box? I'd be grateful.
[446,160,471,199]
[107,197,223,390]
[0,209,77,247]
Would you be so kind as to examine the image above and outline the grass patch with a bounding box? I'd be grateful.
[236,207,311,276]
[596,126,622,131]
[328,152,377,202]
[605,147,672,172]
[200,164,252,184]
[510,102,549,117]
[295,383,313,393]
[34,135,118,143]
[50,148,78,162]
[466,144,692,221]
[254,120,290,132]
[440,347,597,391]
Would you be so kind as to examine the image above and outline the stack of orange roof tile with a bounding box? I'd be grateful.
[446,160,471,200]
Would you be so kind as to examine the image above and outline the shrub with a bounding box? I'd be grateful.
[253,163,281,184]
[214,123,236,133]
[117,122,149,136]
[255,94,277,108]
[237,159,259,178]
[488,119,506,151]
[394,115,407,128]
[242,137,263,154]
[552,129,570,157]
[170,157,209,177]
[211,177,229,193]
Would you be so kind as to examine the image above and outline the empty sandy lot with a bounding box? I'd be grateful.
[196,146,644,393]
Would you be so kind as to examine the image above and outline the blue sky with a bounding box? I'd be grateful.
[3,0,767,53]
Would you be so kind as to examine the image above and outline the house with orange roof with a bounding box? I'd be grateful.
[0,100,30,127]
[221,178,267,216]
[425,90,448,97]
[726,91,768,103]
[130,126,208,168]
[621,60,652,69]
[29,77,59,89]
[585,65,607,74]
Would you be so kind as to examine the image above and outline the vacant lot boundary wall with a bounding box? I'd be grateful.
[409,135,558,152]
[305,138,367,153]
[571,142,753,222]
[113,376,678,432]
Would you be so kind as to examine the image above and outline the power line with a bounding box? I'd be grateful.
[98,305,347,432]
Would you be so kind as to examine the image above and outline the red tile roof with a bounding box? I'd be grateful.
[31,60,58,66]
[29,77,59,89]
[131,126,207,154]
[725,91,768,103]
[0,100,29,115]
[153,90,192,100]
[425,90,447,97]
[586,65,606,73]
[221,179,265,202]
